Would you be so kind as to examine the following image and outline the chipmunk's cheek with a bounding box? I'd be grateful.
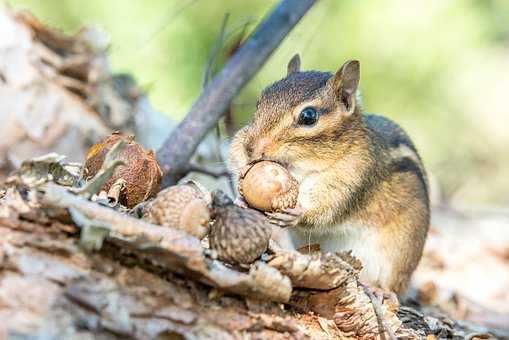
[296,176,316,212]
[286,165,314,212]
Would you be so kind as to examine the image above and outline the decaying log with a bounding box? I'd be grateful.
[268,249,411,339]
[157,0,317,187]
[36,183,292,303]
[0,8,122,172]
[0,222,307,339]
[267,247,362,290]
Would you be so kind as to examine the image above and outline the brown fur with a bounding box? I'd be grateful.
[229,59,430,294]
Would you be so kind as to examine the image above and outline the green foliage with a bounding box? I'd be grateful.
[10,0,509,204]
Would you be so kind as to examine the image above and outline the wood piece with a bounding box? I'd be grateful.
[36,183,291,302]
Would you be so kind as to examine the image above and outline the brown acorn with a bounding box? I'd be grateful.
[84,132,162,208]
[209,190,271,265]
[144,182,210,239]
[239,161,298,212]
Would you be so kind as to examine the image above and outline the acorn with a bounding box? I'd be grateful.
[144,182,211,239]
[84,132,162,208]
[209,190,271,265]
[239,161,298,212]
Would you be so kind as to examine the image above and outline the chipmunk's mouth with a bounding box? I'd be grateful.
[248,157,289,170]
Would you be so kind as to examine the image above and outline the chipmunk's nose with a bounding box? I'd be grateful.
[250,137,272,160]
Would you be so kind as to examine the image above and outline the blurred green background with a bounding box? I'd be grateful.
[9,0,509,205]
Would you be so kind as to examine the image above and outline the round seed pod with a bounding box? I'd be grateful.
[84,132,162,208]
[209,190,271,265]
[144,183,210,239]
[239,161,298,212]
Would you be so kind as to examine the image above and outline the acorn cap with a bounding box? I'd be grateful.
[145,183,210,239]
[84,132,162,208]
[209,191,271,265]
[239,161,298,212]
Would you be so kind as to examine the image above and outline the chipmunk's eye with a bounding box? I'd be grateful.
[297,107,318,126]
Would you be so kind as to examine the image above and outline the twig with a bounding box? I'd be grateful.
[157,0,317,187]
[223,18,255,44]
[360,282,398,340]
[213,127,235,194]
[138,0,200,50]
[202,14,236,193]
[221,24,249,138]
[203,13,229,88]
[184,164,230,179]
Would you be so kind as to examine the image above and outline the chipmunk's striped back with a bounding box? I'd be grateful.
[364,114,429,209]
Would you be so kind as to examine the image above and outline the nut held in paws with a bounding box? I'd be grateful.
[239,161,298,212]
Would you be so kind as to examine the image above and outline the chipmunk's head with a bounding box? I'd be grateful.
[232,55,364,178]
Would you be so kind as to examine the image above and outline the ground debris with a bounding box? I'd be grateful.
[0,223,313,339]
[1,179,504,338]
[0,144,503,339]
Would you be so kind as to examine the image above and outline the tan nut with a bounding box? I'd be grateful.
[239,161,298,212]
[144,183,210,239]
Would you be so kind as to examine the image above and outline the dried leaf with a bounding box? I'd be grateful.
[76,140,126,198]
[6,153,82,188]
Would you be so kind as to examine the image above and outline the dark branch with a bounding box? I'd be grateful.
[157,0,317,187]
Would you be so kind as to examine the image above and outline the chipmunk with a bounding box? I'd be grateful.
[228,55,429,295]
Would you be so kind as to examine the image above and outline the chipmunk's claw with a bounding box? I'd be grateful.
[266,204,303,228]
[233,195,249,209]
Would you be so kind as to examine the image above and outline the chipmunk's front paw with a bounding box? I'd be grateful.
[265,204,303,228]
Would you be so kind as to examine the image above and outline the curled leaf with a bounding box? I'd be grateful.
[7,153,82,188]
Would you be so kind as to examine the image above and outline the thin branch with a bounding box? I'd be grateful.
[360,282,398,340]
[202,13,229,88]
[202,14,236,193]
[139,0,200,50]
[184,163,230,179]
[157,0,317,187]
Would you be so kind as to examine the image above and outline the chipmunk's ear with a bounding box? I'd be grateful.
[328,60,360,115]
[287,54,301,75]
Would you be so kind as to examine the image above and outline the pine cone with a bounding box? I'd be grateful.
[209,190,271,265]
